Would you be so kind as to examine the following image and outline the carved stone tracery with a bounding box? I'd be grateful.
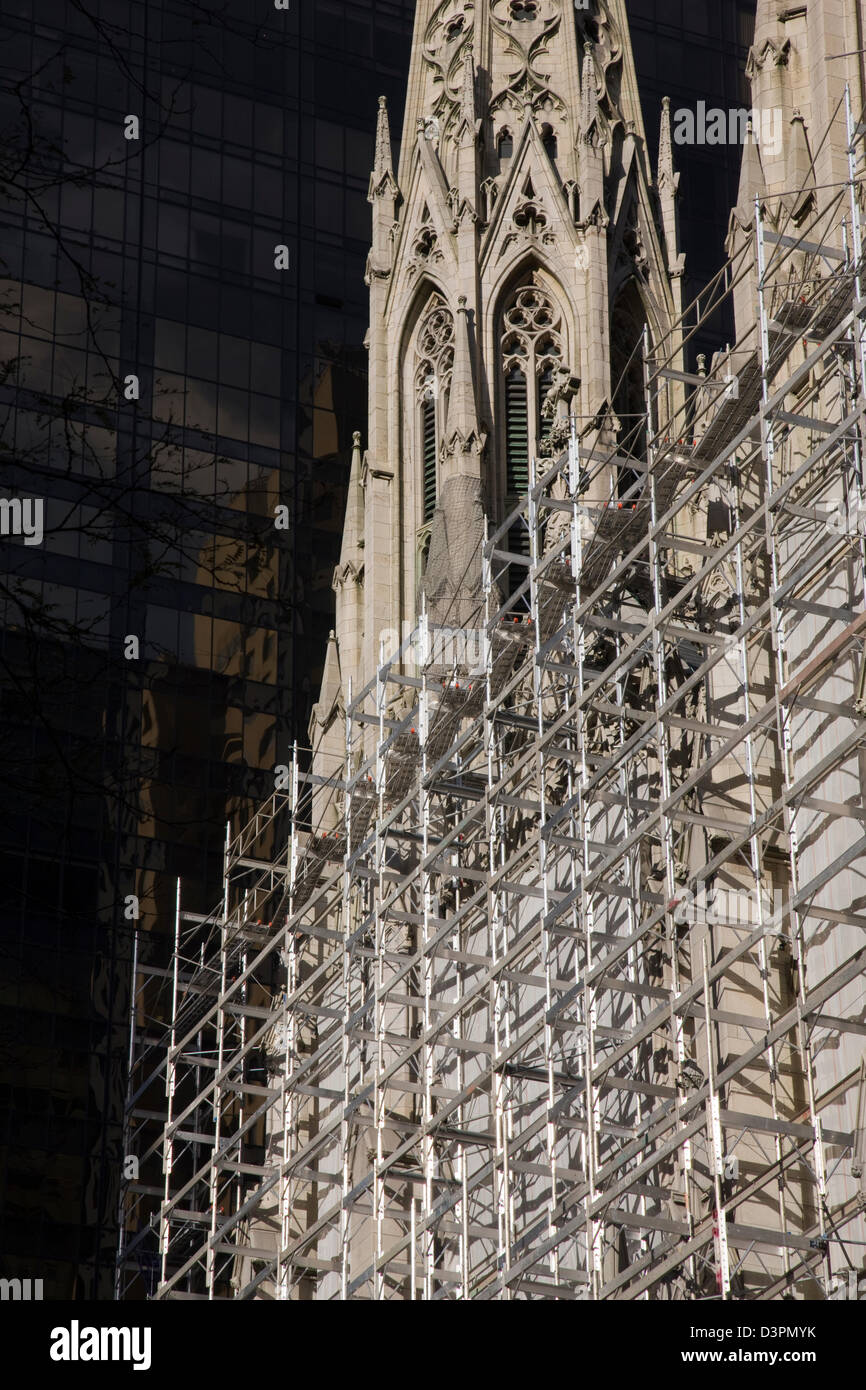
[414,295,455,407]
[501,282,564,377]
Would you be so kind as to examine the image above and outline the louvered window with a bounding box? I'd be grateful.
[505,367,529,497]
[500,282,565,587]
[501,283,564,497]
[422,395,437,522]
[414,296,455,530]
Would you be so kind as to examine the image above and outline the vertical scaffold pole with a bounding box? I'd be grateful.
[340,681,354,1299]
[756,197,829,1273]
[116,922,140,1300]
[160,879,181,1291]
[418,605,435,1301]
[644,322,693,1283]
[374,642,387,1300]
[729,454,790,1278]
[207,825,231,1299]
[278,742,300,1300]
[702,942,731,1299]
[845,84,866,600]
[529,450,560,1289]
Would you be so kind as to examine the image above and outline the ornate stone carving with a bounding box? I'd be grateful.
[420,3,476,161]
[746,37,791,79]
[414,295,455,407]
[501,281,564,375]
[488,0,567,132]
[412,208,442,266]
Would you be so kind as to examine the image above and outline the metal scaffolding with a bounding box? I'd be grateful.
[117,101,866,1302]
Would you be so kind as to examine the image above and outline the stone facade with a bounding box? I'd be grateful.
[310,0,685,764]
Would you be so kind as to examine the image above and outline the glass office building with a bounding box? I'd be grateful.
[0,0,417,1299]
[630,0,758,358]
[0,0,753,1300]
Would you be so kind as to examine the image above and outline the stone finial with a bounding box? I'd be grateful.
[340,431,365,568]
[444,296,482,455]
[786,111,815,221]
[580,42,597,137]
[374,95,393,180]
[461,52,476,125]
[733,119,766,227]
[658,96,674,186]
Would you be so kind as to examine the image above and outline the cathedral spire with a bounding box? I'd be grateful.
[340,431,365,573]
[443,296,483,472]
[785,111,816,221]
[373,94,393,185]
[368,95,399,282]
[460,49,476,132]
[657,96,685,292]
[580,42,598,138]
[455,51,480,219]
[658,96,675,189]
[733,120,766,229]
[579,42,604,227]
[351,0,683,682]
[330,432,365,721]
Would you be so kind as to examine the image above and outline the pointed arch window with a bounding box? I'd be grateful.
[497,127,514,162]
[500,282,564,577]
[610,282,649,500]
[540,123,558,160]
[501,283,564,493]
[414,296,454,526]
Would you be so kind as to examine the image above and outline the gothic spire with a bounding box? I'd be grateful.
[444,297,482,464]
[658,96,675,189]
[580,42,598,138]
[733,120,766,228]
[461,50,476,131]
[785,111,816,221]
[373,94,393,184]
[368,94,399,280]
[657,96,684,285]
[339,431,365,575]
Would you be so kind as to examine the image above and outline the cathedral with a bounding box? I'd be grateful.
[312,0,685,766]
[129,0,866,1302]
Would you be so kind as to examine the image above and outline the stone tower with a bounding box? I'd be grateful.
[310,0,685,783]
[148,0,866,1304]
[727,0,866,338]
[723,0,866,1282]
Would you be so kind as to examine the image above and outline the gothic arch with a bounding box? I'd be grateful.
[487,266,574,590]
[497,126,514,166]
[608,189,669,354]
[485,249,578,359]
[490,264,574,516]
[399,283,456,583]
[610,276,650,498]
